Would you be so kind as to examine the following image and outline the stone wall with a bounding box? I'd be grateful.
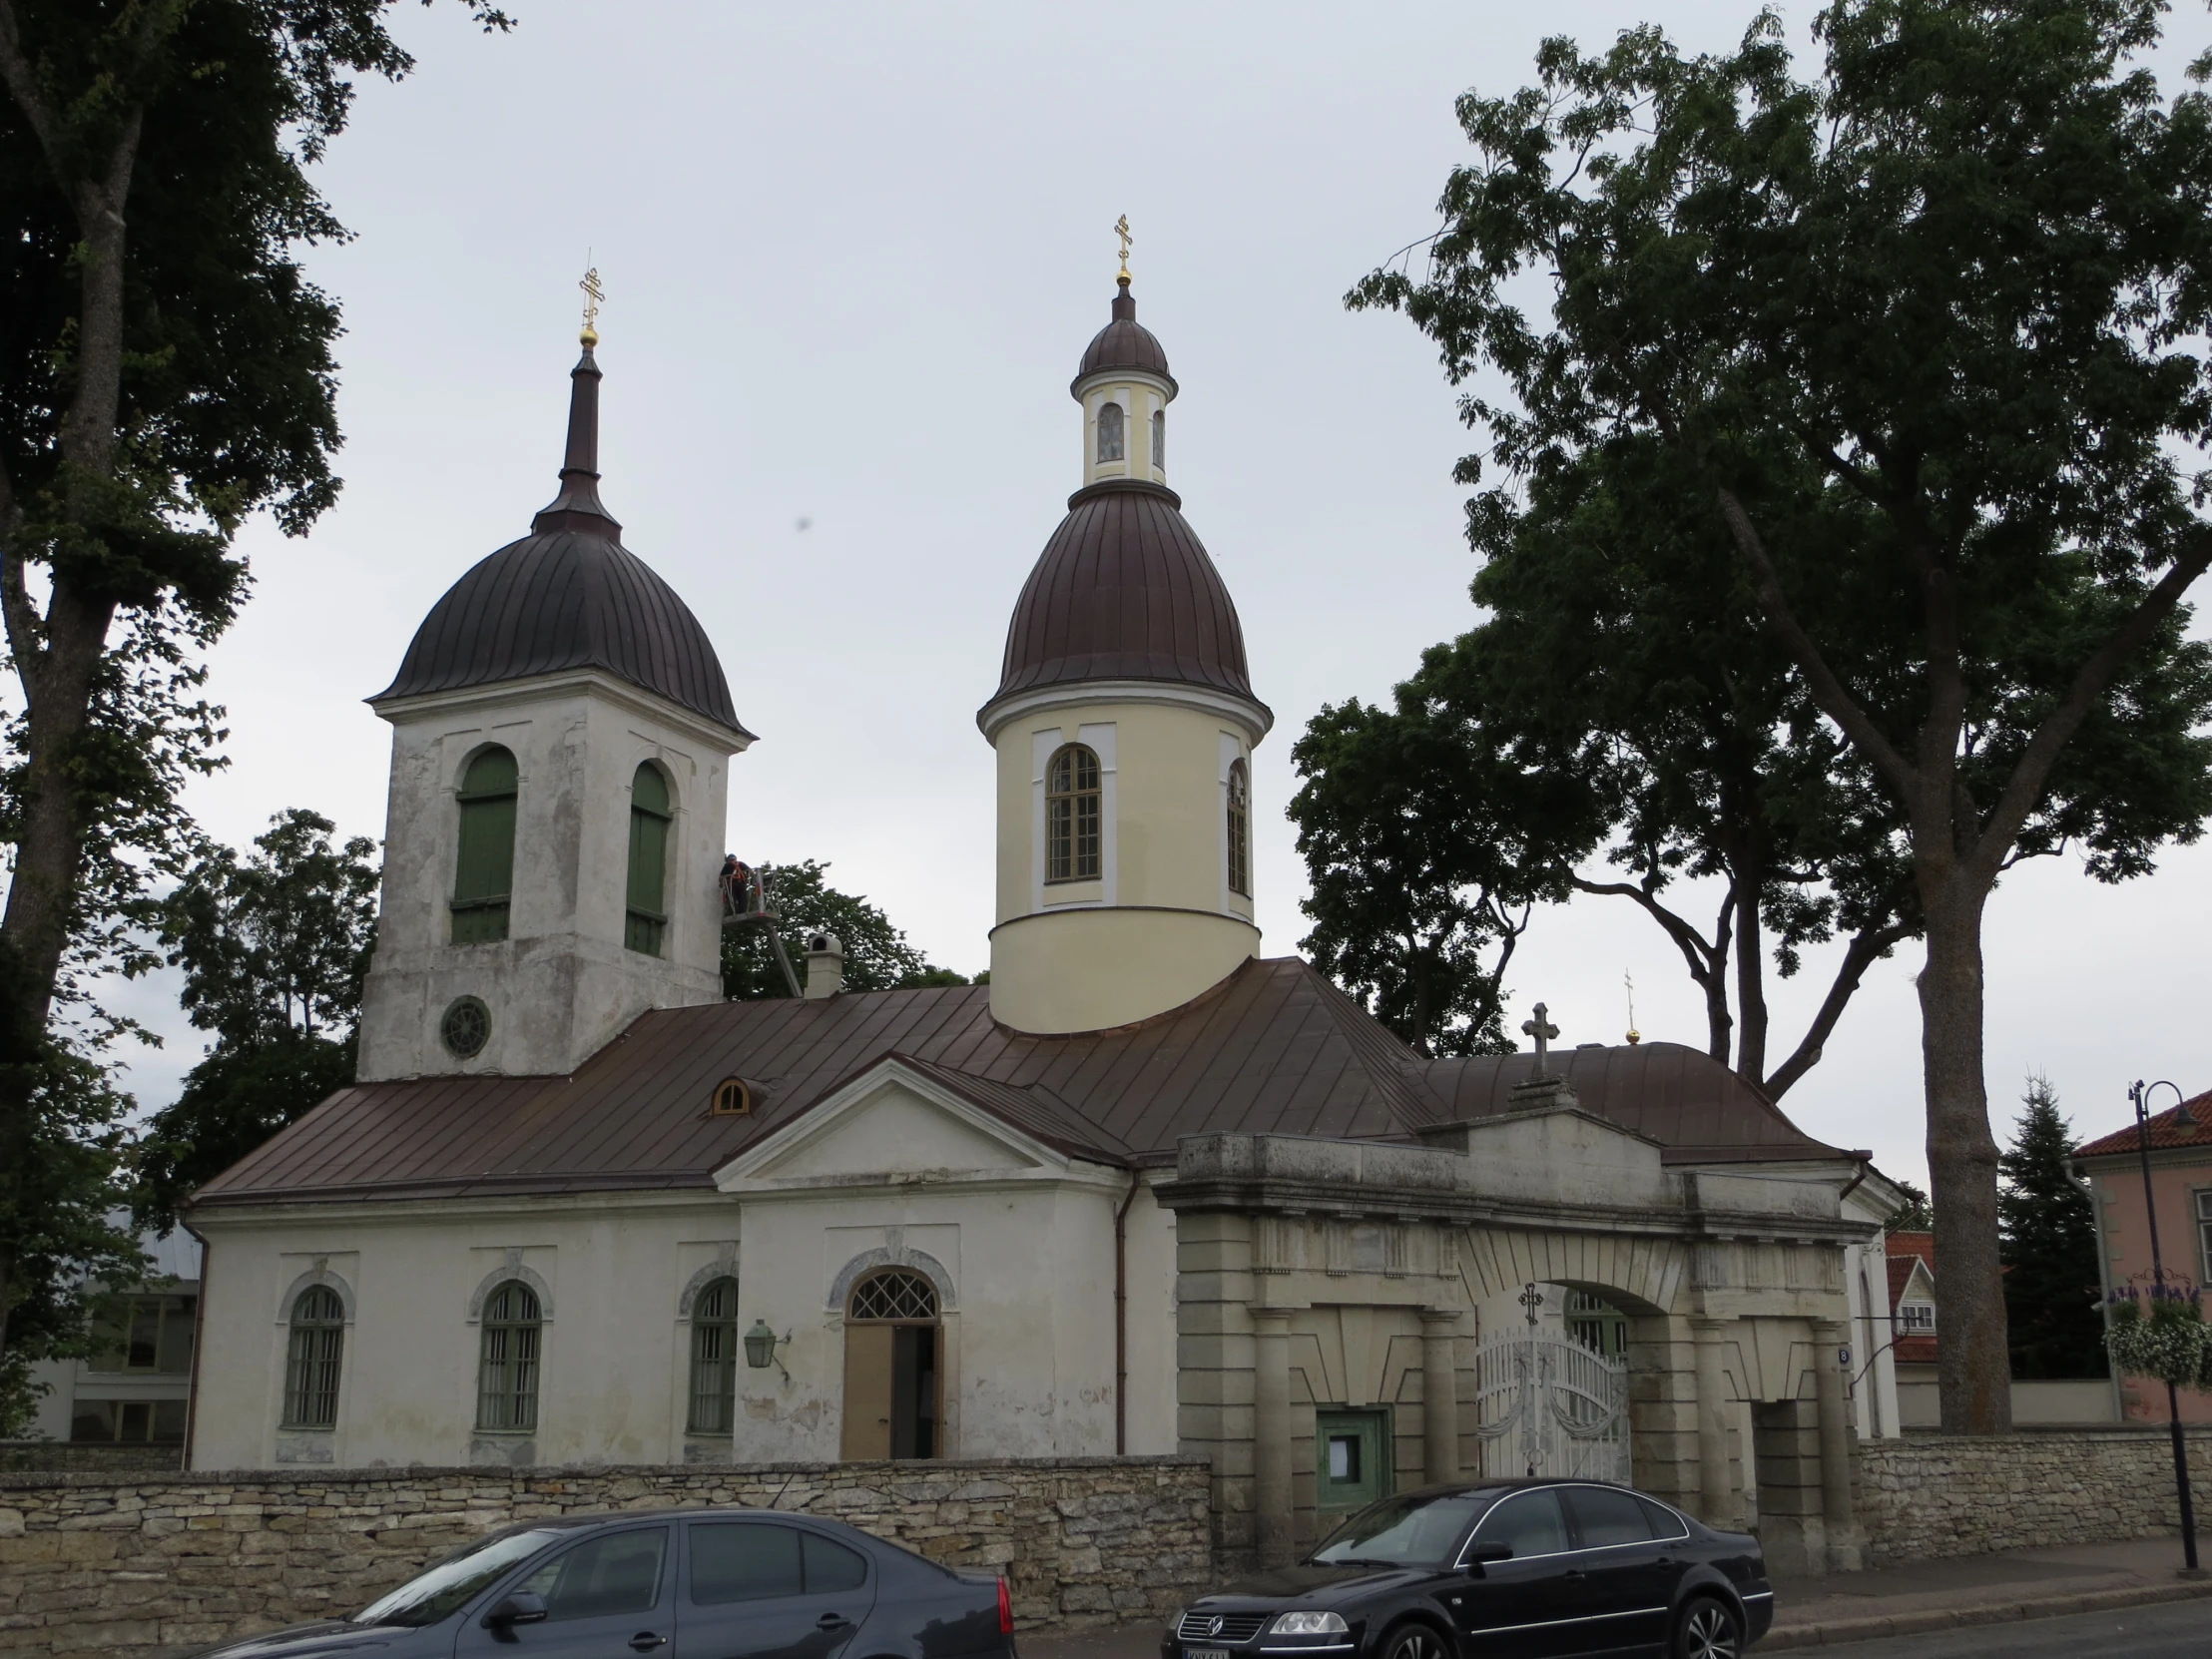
[1859,1427,2212,1564]
[0,1457,1212,1659]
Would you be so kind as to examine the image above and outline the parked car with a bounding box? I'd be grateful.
[191,1506,1017,1659]
[1164,1479,1771,1659]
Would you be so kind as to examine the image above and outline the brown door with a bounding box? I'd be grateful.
[841,1323,894,1459]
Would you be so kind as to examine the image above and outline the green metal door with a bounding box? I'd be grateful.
[1315,1407,1391,1515]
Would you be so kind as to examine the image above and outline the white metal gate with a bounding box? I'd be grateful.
[1469,1331,1630,1483]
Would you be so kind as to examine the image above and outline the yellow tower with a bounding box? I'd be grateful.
[979,262,1272,1033]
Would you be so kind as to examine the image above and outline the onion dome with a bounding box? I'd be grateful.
[372,343,751,740]
[1072,276,1175,393]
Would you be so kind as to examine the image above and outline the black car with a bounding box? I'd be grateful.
[193,1506,1016,1659]
[1163,1479,1771,1659]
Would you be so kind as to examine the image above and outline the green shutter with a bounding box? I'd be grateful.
[626,763,671,955]
[451,748,518,944]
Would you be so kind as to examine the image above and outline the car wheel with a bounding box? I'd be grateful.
[1671,1595,1743,1659]
[1380,1621,1448,1659]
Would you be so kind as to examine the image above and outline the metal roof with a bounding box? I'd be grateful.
[1073,278,1174,392]
[192,959,1847,1211]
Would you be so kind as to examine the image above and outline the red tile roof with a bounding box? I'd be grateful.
[1892,1335,1938,1366]
[2074,1095,2212,1159]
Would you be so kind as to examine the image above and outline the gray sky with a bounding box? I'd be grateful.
[93,0,2212,1190]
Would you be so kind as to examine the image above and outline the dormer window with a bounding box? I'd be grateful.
[1096,401,1125,463]
[1152,409,1165,469]
[1046,744,1102,881]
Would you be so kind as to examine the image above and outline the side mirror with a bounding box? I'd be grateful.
[1460,1541,1512,1569]
[483,1593,549,1629]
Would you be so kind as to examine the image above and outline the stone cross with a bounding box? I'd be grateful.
[1521,1002,1559,1073]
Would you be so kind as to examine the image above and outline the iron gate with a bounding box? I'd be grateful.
[1469,1330,1630,1482]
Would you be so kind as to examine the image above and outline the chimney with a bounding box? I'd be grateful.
[803,931,844,999]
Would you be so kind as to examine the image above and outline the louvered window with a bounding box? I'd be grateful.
[283,1287,344,1429]
[1046,745,1101,882]
[477,1281,542,1432]
[451,747,518,944]
[688,1277,739,1434]
[626,763,672,956]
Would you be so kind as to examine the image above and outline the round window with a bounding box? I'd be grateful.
[440,995,491,1058]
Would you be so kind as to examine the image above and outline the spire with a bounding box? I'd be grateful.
[533,270,621,535]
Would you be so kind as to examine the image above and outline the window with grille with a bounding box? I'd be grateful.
[283,1287,344,1428]
[1226,759,1251,897]
[2197,1189,2211,1285]
[688,1277,739,1435]
[452,747,519,944]
[1046,745,1101,882]
[477,1281,543,1432]
[626,763,672,956]
[848,1271,937,1323]
[1897,1302,1936,1333]
[1097,401,1125,462]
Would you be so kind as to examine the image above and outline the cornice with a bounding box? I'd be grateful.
[370,667,754,755]
[977,678,1274,744]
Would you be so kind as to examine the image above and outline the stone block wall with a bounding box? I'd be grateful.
[1858,1427,2212,1564]
[0,1457,1212,1659]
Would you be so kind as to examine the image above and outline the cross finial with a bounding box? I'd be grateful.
[1521,1001,1560,1072]
[1519,1283,1544,1328]
[1115,214,1132,283]
[1625,973,1640,1045]
[579,264,605,347]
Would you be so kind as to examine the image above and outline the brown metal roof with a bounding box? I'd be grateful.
[191,962,1849,1211]
[1073,278,1174,392]
[1419,1042,1849,1166]
[989,480,1259,708]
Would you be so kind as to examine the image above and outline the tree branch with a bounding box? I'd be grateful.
[0,0,58,154]
[1761,918,1915,1102]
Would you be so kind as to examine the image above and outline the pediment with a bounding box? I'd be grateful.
[716,1061,1061,1190]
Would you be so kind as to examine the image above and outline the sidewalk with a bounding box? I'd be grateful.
[1017,1535,2212,1659]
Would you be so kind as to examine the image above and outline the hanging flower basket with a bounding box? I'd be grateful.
[2105,1290,2212,1388]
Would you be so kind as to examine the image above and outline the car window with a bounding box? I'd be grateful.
[802,1533,869,1592]
[691,1522,805,1603]
[1311,1491,1489,1567]
[1563,1486,1651,1548]
[1473,1489,1569,1558]
[353,1527,568,1627]
[516,1528,669,1621]
[1635,1495,1691,1540]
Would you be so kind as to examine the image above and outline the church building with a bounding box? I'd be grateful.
[183,274,1903,1575]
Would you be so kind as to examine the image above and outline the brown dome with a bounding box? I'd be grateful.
[1072,279,1175,394]
[990,479,1259,707]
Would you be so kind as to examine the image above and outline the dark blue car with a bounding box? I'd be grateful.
[195,1507,1017,1659]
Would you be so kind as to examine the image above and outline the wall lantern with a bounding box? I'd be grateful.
[745,1319,791,1380]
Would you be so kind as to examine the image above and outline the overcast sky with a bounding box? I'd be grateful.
[90,0,2212,1191]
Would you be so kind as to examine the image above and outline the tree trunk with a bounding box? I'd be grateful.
[1920,871,2011,1433]
[1733,873,1766,1085]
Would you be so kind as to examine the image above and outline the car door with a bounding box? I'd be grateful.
[1556,1486,1669,1654]
[454,1523,674,1659]
[1447,1488,1581,1659]
[674,1519,876,1659]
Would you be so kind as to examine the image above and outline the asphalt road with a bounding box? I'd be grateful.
[1805,1600,2212,1656]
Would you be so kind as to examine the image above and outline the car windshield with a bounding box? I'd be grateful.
[1310,1491,1490,1568]
[353,1528,566,1627]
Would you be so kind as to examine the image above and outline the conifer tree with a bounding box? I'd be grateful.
[1997,1076,2107,1381]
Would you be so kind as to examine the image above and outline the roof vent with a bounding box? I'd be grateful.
[804,932,844,1000]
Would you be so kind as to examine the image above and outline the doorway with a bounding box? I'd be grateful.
[839,1270,940,1460]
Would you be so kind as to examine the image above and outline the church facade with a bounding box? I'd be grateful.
[183,279,1903,1574]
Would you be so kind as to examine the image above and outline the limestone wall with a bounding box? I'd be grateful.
[0,1457,1211,1659]
[1859,1427,2212,1563]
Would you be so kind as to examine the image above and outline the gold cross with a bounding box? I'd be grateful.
[579,265,605,345]
[1115,214,1132,282]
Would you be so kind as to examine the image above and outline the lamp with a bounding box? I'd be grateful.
[2127,1079,2201,1575]
[744,1319,790,1381]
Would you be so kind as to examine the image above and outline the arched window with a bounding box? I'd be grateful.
[476,1281,542,1432]
[688,1277,740,1435]
[625,763,673,956]
[1096,401,1125,462]
[452,747,519,944]
[1227,758,1251,898]
[1046,744,1101,882]
[282,1286,344,1429]
[1151,409,1165,470]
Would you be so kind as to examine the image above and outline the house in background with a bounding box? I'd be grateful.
[2076,1089,2212,1426]
[22,1226,201,1452]
[1886,1232,1940,1427]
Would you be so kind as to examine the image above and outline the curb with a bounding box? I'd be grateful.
[1760,1574,2212,1649]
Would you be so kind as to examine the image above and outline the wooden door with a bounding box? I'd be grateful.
[841,1323,894,1459]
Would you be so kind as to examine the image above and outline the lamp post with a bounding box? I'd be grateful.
[2129,1078,2201,1574]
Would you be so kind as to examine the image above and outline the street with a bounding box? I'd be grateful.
[1807,1600,2212,1656]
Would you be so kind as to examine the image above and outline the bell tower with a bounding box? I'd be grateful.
[979,256,1271,1034]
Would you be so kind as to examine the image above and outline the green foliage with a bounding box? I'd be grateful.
[1997,1076,2107,1380]
[132,811,377,1232]
[2104,1293,2212,1389]
[721,861,964,1000]
[1886,1180,1935,1233]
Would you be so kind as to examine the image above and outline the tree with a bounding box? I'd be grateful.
[0,0,504,1382]
[1998,1075,2107,1381]
[721,861,964,1000]
[1357,0,2212,1431]
[1886,1180,1935,1234]
[134,810,379,1232]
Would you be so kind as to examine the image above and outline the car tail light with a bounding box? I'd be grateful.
[998,1576,1013,1635]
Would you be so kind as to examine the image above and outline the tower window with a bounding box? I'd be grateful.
[476,1281,542,1432]
[626,762,673,956]
[451,746,518,944]
[1096,401,1125,463]
[1046,744,1102,882]
[688,1276,740,1435]
[1227,759,1251,897]
[1152,409,1165,469]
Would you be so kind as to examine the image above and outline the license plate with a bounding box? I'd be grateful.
[1186,1649,1231,1659]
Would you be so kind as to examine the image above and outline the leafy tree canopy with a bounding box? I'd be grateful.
[1998,1075,2107,1381]
[721,860,968,1000]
